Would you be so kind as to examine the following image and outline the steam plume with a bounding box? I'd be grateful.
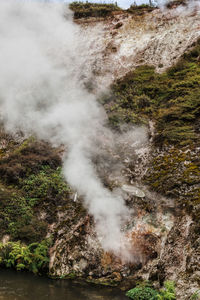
[0,0,139,259]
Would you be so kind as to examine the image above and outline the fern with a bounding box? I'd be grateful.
[0,240,50,274]
[157,281,176,300]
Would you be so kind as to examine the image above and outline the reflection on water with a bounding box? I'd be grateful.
[0,270,128,300]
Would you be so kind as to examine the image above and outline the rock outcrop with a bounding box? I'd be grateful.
[77,6,200,90]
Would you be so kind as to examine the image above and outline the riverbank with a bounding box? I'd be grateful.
[0,269,128,300]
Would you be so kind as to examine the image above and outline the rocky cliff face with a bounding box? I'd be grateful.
[0,5,200,300]
[76,6,200,90]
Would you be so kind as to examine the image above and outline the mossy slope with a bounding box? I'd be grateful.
[106,38,200,147]
[0,137,70,243]
[104,38,200,209]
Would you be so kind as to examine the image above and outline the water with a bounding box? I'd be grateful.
[0,270,128,300]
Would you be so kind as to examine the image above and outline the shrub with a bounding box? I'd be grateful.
[126,286,158,299]
[0,140,61,184]
[0,188,47,242]
[21,166,70,203]
[126,281,176,300]
[0,142,69,242]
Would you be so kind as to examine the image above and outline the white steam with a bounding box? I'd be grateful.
[0,0,143,259]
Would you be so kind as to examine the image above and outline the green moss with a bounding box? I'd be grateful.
[65,272,77,279]
[144,147,200,206]
[86,277,118,287]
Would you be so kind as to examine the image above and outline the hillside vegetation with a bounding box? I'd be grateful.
[69,2,121,18]
[69,1,157,18]
[103,38,200,211]
[0,30,199,263]
[127,4,156,15]
[0,5,199,298]
[106,38,200,147]
[0,32,199,258]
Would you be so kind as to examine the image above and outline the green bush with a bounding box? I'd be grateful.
[126,286,158,299]
[0,240,50,274]
[0,140,68,244]
[126,281,176,300]
[21,166,70,204]
[0,188,47,242]
[157,281,176,300]
[0,145,69,242]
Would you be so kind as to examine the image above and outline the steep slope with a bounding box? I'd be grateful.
[0,4,200,300]
[77,6,200,90]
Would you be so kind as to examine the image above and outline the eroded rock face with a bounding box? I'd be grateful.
[0,127,198,298]
[77,7,200,90]
[48,188,174,285]
[149,214,200,300]
[47,126,199,299]
[145,147,200,203]
[47,131,176,287]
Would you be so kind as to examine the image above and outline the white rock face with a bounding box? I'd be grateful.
[78,7,200,90]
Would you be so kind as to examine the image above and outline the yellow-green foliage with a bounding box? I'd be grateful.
[0,139,69,243]
[126,281,176,300]
[103,39,200,208]
[13,136,36,155]
[0,185,47,242]
[190,290,200,300]
[145,147,200,205]
[106,39,200,146]
[69,2,121,18]
[0,240,50,274]
[126,286,158,299]
[0,166,70,242]
[21,166,70,204]
[157,281,176,300]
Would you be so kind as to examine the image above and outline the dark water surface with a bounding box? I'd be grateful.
[0,270,128,300]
